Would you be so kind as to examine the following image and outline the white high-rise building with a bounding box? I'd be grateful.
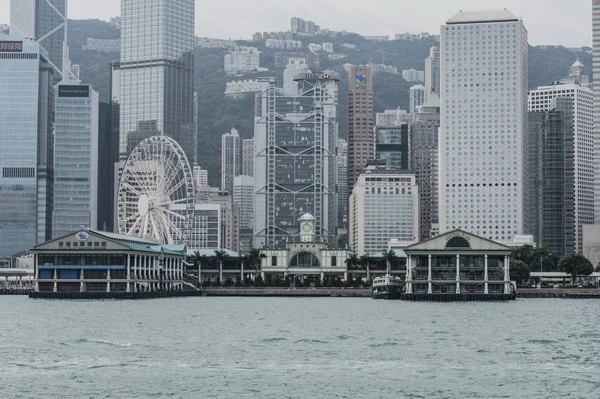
[425,46,440,95]
[337,139,348,228]
[224,49,260,74]
[242,138,254,177]
[402,69,425,82]
[193,165,208,188]
[221,128,241,195]
[529,78,594,252]
[283,58,311,96]
[234,175,255,253]
[349,164,419,255]
[52,84,99,238]
[376,109,415,126]
[440,10,528,242]
[594,0,600,223]
[410,85,427,114]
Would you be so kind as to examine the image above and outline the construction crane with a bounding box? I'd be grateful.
[377,49,398,64]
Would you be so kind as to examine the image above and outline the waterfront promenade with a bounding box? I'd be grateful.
[5,287,600,299]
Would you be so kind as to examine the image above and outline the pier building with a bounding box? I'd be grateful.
[404,230,515,300]
[32,230,187,294]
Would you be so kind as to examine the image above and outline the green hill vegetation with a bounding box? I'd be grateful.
[66,19,593,186]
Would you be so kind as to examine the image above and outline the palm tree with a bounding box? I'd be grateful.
[214,249,228,285]
[360,253,374,282]
[187,250,203,284]
[247,248,265,281]
[345,253,360,285]
[382,249,397,275]
[237,254,249,285]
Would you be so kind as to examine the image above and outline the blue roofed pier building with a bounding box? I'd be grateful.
[32,230,188,295]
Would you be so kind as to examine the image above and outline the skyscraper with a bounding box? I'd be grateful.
[529,72,594,252]
[234,175,255,253]
[337,139,348,229]
[119,0,195,161]
[409,85,427,114]
[527,97,575,256]
[425,46,440,95]
[52,84,99,237]
[349,163,419,255]
[374,123,410,171]
[347,65,374,189]
[411,92,441,240]
[254,74,339,248]
[221,128,241,195]
[9,0,67,81]
[0,36,55,258]
[439,10,528,242]
[242,138,254,177]
[594,0,600,223]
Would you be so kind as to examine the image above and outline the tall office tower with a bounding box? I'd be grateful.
[374,123,410,171]
[221,128,241,195]
[97,102,112,231]
[409,84,427,114]
[527,98,575,256]
[337,139,348,229]
[411,92,441,240]
[425,46,440,95]
[234,175,255,253]
[119,0,195,161]
[52,84,99,237]
[109,62,121,232]
[595,0,600,223]
[10,0,67,81]
[349,162,419,255]
[0,36,55,258]
[440,10,528,242]
[242,138,255,177]
[202,192,239,252]
[193,92,199,166]
[283,58,310,95]
[529,73,594,252]
[254,74,339,248]
[347,65,374,189]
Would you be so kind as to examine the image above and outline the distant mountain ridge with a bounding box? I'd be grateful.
[65,19,593,186]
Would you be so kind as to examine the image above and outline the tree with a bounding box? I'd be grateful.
[558,253,594,285]
[214,250,228,285]
[382,249,397,275]
[595,264,600,273]
[509,260,531,286]
[360,254,375,281]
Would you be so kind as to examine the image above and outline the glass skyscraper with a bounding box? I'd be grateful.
[527,98,575,256]
[119,0,195,162]
[0,35,55,258]
[10,0,66,81]
[52,84,99,238]
[374,124,410,171]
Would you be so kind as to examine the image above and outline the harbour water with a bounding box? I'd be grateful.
[1,297,600,398]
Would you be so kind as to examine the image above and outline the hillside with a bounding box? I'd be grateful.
[66,19,593,186]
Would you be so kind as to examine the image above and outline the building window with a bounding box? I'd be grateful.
[289,253,320,268]
[331,256,337,266]
[271,256,277,266]
[446,237,471,249]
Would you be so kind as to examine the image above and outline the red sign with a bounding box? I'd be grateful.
[0,41,23,52]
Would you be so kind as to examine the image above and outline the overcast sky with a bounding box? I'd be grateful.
[0,0,592,47]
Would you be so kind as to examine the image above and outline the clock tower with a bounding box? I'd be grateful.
[299,213,316,242]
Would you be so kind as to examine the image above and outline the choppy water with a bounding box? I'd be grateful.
[1,297,600,398]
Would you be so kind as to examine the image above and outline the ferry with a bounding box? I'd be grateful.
[372,275,404,300]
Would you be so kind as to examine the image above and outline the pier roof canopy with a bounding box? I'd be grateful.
[405,230,512,254]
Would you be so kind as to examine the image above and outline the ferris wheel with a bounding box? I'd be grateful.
[117,136,195,245]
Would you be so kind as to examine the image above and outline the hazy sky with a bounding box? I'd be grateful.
[0,0,592,47]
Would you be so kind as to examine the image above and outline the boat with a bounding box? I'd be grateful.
[372,275,404,300]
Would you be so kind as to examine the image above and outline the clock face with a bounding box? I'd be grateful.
[302,223,312,233]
